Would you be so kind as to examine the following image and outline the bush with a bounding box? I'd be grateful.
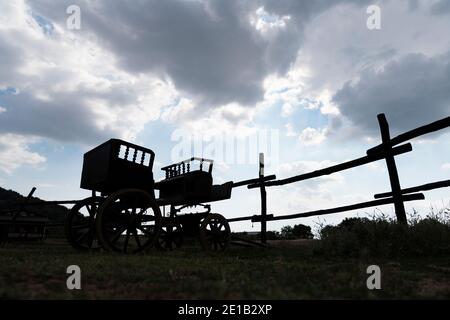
[280,224,314,240]
[316,211,450,258]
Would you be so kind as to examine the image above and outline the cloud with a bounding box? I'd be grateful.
[0,134,46,174]
[430,0,450,15]
[275,159,344,203]
[27,0,374,109]
[27,0,266,107]
[0,0,379,149]
[299,127,328,146]
[0,1,178,144]
[1,0,449,157]
[334,53,450,136]
[285,123,297,137]
[250,6,291,34]
[274,0,450,140]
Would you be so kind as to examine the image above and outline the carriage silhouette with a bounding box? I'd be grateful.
[65,139,234,253]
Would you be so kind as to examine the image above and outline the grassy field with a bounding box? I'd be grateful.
[1,239,449,299]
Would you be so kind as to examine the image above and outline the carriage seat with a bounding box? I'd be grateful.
[155,172,233,205]
[155,170,213,204]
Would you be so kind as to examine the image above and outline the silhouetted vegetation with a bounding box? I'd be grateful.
[317,209,450,258]
[280,224,314,240]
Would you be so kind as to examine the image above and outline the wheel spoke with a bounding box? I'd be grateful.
[132,228,142,248]
[86,231,94,248]
[131,195,139,215]
[110,225,127,244]
[86,203,96,216]
[123,229,131,253]
[76,229,89,242]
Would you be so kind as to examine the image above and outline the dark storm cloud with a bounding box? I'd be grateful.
[333,53,450,136]
[27,0,371,108]
[0,40,24,86]
[0,91,113,143]
[430,0,450,15]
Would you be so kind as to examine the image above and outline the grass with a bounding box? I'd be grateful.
[1,209,449,299]
[0,239,449,299]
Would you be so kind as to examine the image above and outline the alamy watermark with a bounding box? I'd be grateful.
[170,129,280,167]
[66,5,81,30]
[66,265,81,290]
[367,5,381,30]
[366,265,381,290]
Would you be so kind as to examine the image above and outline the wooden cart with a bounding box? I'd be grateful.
[65,139,234,253]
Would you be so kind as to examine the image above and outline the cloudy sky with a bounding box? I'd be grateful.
[1,0,450,232]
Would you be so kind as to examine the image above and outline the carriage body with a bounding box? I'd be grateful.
[80,139,155,195]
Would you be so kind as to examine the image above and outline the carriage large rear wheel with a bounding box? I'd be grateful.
[96,189,162,254]
[65,196,103,251]
[199,213,230,251]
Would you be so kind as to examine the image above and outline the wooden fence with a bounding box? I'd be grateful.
[229,113,450,244]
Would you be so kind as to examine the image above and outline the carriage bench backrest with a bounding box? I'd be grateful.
[161,157,213,179]
[80,139,155,194]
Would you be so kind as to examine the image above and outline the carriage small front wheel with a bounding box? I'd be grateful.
[157,217,183,251]
[199,213,230,251]
[96,189,162,254]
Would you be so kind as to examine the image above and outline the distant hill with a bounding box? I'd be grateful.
[0,187,68,223]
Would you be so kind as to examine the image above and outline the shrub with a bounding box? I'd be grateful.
[280,224,314,240]
[316,211,450,258]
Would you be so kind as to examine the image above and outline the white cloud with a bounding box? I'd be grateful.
[172,103,257,138]
[299,127,328,146]
[0,134,46,174]
[441,163,450,171]
[278,160,343,183]
[270,160,345,215]
[285,123,297,137]
[250,6,291,35]
[281,103,295,117]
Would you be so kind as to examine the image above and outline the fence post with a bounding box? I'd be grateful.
[377,113,407,224]
[259,153,267,243]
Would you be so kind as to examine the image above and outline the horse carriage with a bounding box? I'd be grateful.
[65,139,234,253]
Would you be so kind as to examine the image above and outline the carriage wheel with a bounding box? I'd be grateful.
[199,213,230,251]
[65,196,103,251]
[157,218,183,251]
[96,189,162,254]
